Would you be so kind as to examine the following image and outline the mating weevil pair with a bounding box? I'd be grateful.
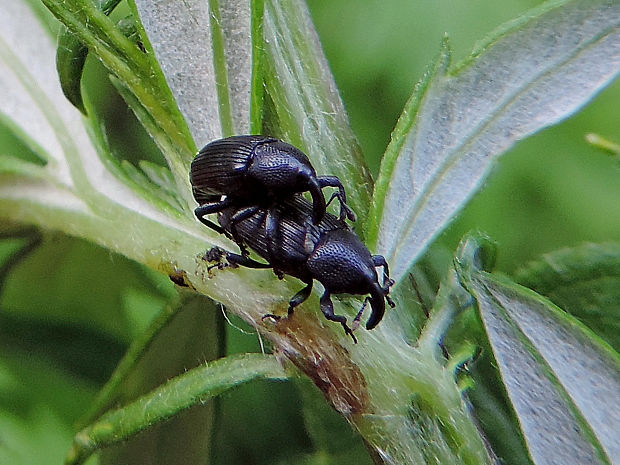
[190,135,395,341]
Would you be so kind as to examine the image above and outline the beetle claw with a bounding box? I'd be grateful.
[341,323,358,344]
[203,246,225,262]
[344,204,357,222]
[261,313,281,322]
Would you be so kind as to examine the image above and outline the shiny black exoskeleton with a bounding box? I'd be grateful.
[190,136,356,237]
[204,196,395,340]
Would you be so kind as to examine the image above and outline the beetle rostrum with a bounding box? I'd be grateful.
[190,135,356,227]
[204,196,395,340]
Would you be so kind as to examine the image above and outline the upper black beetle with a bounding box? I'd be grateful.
[190,136,356,234]
[204,196,395,340]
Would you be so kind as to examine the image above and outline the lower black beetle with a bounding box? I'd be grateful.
[190,135,356,230]
[204,196,395,340]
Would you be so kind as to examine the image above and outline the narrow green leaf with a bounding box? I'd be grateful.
[586,133,620,156]
[55,0,123,114]
[250,0,266,133]
[221,0,255,135]
[457,234,620,465]
[65,353,289,465]
[210,0,255,136]
[0,113,50,166]
[77,294,186,427]
[373,0,620,282]
[262,0,372,221]
[209,0,235,137]
[97,295,225,465]
[56,26,88,114]
[0,155,47,179]
[138,160,180,197]
[514,242,620,352]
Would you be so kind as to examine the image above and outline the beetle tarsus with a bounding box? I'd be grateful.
[319,176,356,222]
[203,247,270,271]
[319,290,357,343]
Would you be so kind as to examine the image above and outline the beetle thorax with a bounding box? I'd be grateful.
[307,229,378,295]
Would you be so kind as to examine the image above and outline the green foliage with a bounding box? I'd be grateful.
[456,234,620,465]
[515,243,620,351]
[1,0,619,464]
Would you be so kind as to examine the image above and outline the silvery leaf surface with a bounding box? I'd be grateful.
[132,0,253,147]
[370,0,620,282]
[456,235,620,465]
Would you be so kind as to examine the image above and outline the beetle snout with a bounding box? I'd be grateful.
[365,283,387,330]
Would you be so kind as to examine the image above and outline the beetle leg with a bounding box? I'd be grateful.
[262,280,313,324]
[194,200,234,236]
[206,247,271,269]
[263,207,280,263]
[229,206,261,256]
[352,296,371,329]
[372,255,394,289]
[319,290,357,343]
[287,280,313,315]
[317,176,357,222]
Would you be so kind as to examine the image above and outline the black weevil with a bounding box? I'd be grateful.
[204,196,395,341]
[190,136,356,242]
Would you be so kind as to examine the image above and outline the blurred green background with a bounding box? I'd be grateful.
[1,0,619,464]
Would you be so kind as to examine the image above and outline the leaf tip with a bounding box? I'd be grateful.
[455,232,497,276]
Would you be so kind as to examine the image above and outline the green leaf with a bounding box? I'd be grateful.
[66,353,289,465]
[0,1,75,187]
[370,0,620,282]
[262,0,372,220]
[514,242,620,352]
[43,0,196,198]
[456,234,620,465]
[97,295,225,465]
[131,0,227,145]
[55,0,128,114]
[56,26,88,114]
[0,354,95,465]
